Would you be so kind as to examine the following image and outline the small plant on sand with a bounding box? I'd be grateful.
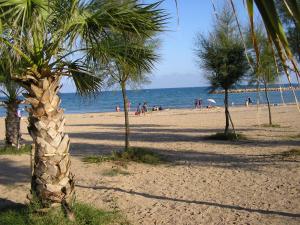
[114,147,164,164]
[83,147,165,165]
[0,145,31,155]
[206,132,247,141]
[0,202,128,225]
[101,167,130,177]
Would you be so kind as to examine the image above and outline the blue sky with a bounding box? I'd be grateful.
[61,0,253,92]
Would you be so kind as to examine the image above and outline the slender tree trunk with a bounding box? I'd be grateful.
[263,81,272,125]
[121,81,130,150]
[5,100,21,147]
[224,89,229,135]
[24,74,74,209]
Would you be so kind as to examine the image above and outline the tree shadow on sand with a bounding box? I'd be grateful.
[70,142,299,172]
[68,129,300,148]
[76,184,300,219]
[0,159,30,185]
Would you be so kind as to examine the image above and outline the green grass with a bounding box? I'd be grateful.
[101,168,130,177]
[83,147,165,165]
[206,132,246,141]
[0,145,31,155]
[0,202,129,225]
[82,155,113,164]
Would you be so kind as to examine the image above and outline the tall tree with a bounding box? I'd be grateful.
[0,0,166,213]
[246,24,281,126]
[195,6,248,135]
[104,34,158,150]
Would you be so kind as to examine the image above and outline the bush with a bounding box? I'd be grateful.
[0,202,128,225]
[206,132,246,141]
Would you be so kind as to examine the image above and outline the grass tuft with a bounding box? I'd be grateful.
[101,168,130,177]
[206,132,246,141]
[261,124,281,128]
[0,145,31,155]
[83,147,165,165]
[0,202,128,225]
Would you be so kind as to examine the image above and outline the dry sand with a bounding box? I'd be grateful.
[0,105,299,225]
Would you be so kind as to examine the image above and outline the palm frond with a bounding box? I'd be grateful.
[64,60,102,96]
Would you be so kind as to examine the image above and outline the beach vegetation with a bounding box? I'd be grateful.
[83,147,165,165]
[246,23,282,126]
[0,0,167,217]
[101,168,130,177]
[0,144,31,155]
[102,34,160,150]
[195,5,249,136]
[206,132,246,141]
[0,48,24,147]
[0,202,128,225]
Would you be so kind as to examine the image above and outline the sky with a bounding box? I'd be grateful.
[61,0,252,93]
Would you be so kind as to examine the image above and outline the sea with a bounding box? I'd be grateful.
[0,86,300,116]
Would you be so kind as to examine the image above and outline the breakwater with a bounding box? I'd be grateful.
[212,86,300,94]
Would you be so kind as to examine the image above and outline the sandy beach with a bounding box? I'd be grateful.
[0,105,299,225]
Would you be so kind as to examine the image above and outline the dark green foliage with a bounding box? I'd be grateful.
[206,132,246,141]
[0,145,31,155]
[0,202,128,225]
[115,147,164,164]
[275,0,300,61]
[195,6,248,135]
[195,7,249,92]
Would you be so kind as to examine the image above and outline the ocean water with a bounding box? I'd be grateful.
[0,86,299,116]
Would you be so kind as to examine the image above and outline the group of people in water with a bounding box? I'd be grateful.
[115,101,163,115]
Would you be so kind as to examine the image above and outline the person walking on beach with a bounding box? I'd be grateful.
[116,105,120,112]
[194,99,199,108]
[142,102,148,115]
[198,98,203,108]
[127,101,131,112]
[136,103,142,115]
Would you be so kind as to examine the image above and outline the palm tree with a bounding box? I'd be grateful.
[103,34,159,150]
[195,6,249,135]
[0,0,166,211]
[0,47,24,147]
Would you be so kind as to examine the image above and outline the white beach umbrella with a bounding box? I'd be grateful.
[207,98,216,104]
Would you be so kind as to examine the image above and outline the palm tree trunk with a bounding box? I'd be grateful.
[263,80,272,125]
[24,75,74,209]
[121,81,130,150]
[224,89,229,135]
[5,101,21,147]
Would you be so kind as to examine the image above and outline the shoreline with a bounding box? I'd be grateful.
[0,102,298,118]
